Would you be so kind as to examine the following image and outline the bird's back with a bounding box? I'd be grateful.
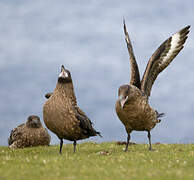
[8,123,50,148]
[8,123,25,146]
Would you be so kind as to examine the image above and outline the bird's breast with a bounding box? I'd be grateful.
[116,97,157,131]
[43,98,81,139]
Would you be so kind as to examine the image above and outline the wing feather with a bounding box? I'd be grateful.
[124,20,141,88]
[141,25,190,97]
[8,124,25,145]
[74,106,101,137]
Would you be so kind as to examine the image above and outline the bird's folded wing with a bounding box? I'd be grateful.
[8,125,24,145]
[141,25,190,97]
[74,107,94,133]
[124,20,141,89]
[74,106,102,137]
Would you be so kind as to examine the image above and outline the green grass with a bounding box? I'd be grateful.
[1,142,194,180]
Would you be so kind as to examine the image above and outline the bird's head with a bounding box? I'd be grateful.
[58,65,72,84]
[118,84,130,109]
[26,115,42,128]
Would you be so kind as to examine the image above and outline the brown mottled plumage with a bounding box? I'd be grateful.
[116,20,190,151]
[43,65,101,154]
[8,115,51,149]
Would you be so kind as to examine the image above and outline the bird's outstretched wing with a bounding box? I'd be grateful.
[141,25,190,97]
[124,20,141,89]
[74,106,101,137]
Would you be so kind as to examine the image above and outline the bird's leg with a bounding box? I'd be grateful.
[125,133,131,152]
[73,140,77,153]
[59,139,63,154]
[147,131,152,151]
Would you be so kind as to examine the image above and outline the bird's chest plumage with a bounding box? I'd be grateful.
[43,96,80,139]
[116,97,157,131]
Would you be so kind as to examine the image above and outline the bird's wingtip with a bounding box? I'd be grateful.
[97,131,102,138]
[123,18,127,35]
[186,25,191,29]
[123,16,125,25]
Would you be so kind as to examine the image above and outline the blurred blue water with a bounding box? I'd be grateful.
[0,0,194,146]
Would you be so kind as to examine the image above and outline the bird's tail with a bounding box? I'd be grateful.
[156,110,165,123]
[8,137,12,146]
[8,130,14,145]
[96,131,102,138]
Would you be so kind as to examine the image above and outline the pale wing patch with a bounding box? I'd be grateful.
[141,25,190,97]
[162,32,181,63]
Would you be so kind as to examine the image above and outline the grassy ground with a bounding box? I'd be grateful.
[0,142,194,180]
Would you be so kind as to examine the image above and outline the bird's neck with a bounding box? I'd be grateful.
[55,82,77,106]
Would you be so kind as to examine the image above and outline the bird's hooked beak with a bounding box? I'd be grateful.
[119,95,128,109]
[58,65,69,79]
